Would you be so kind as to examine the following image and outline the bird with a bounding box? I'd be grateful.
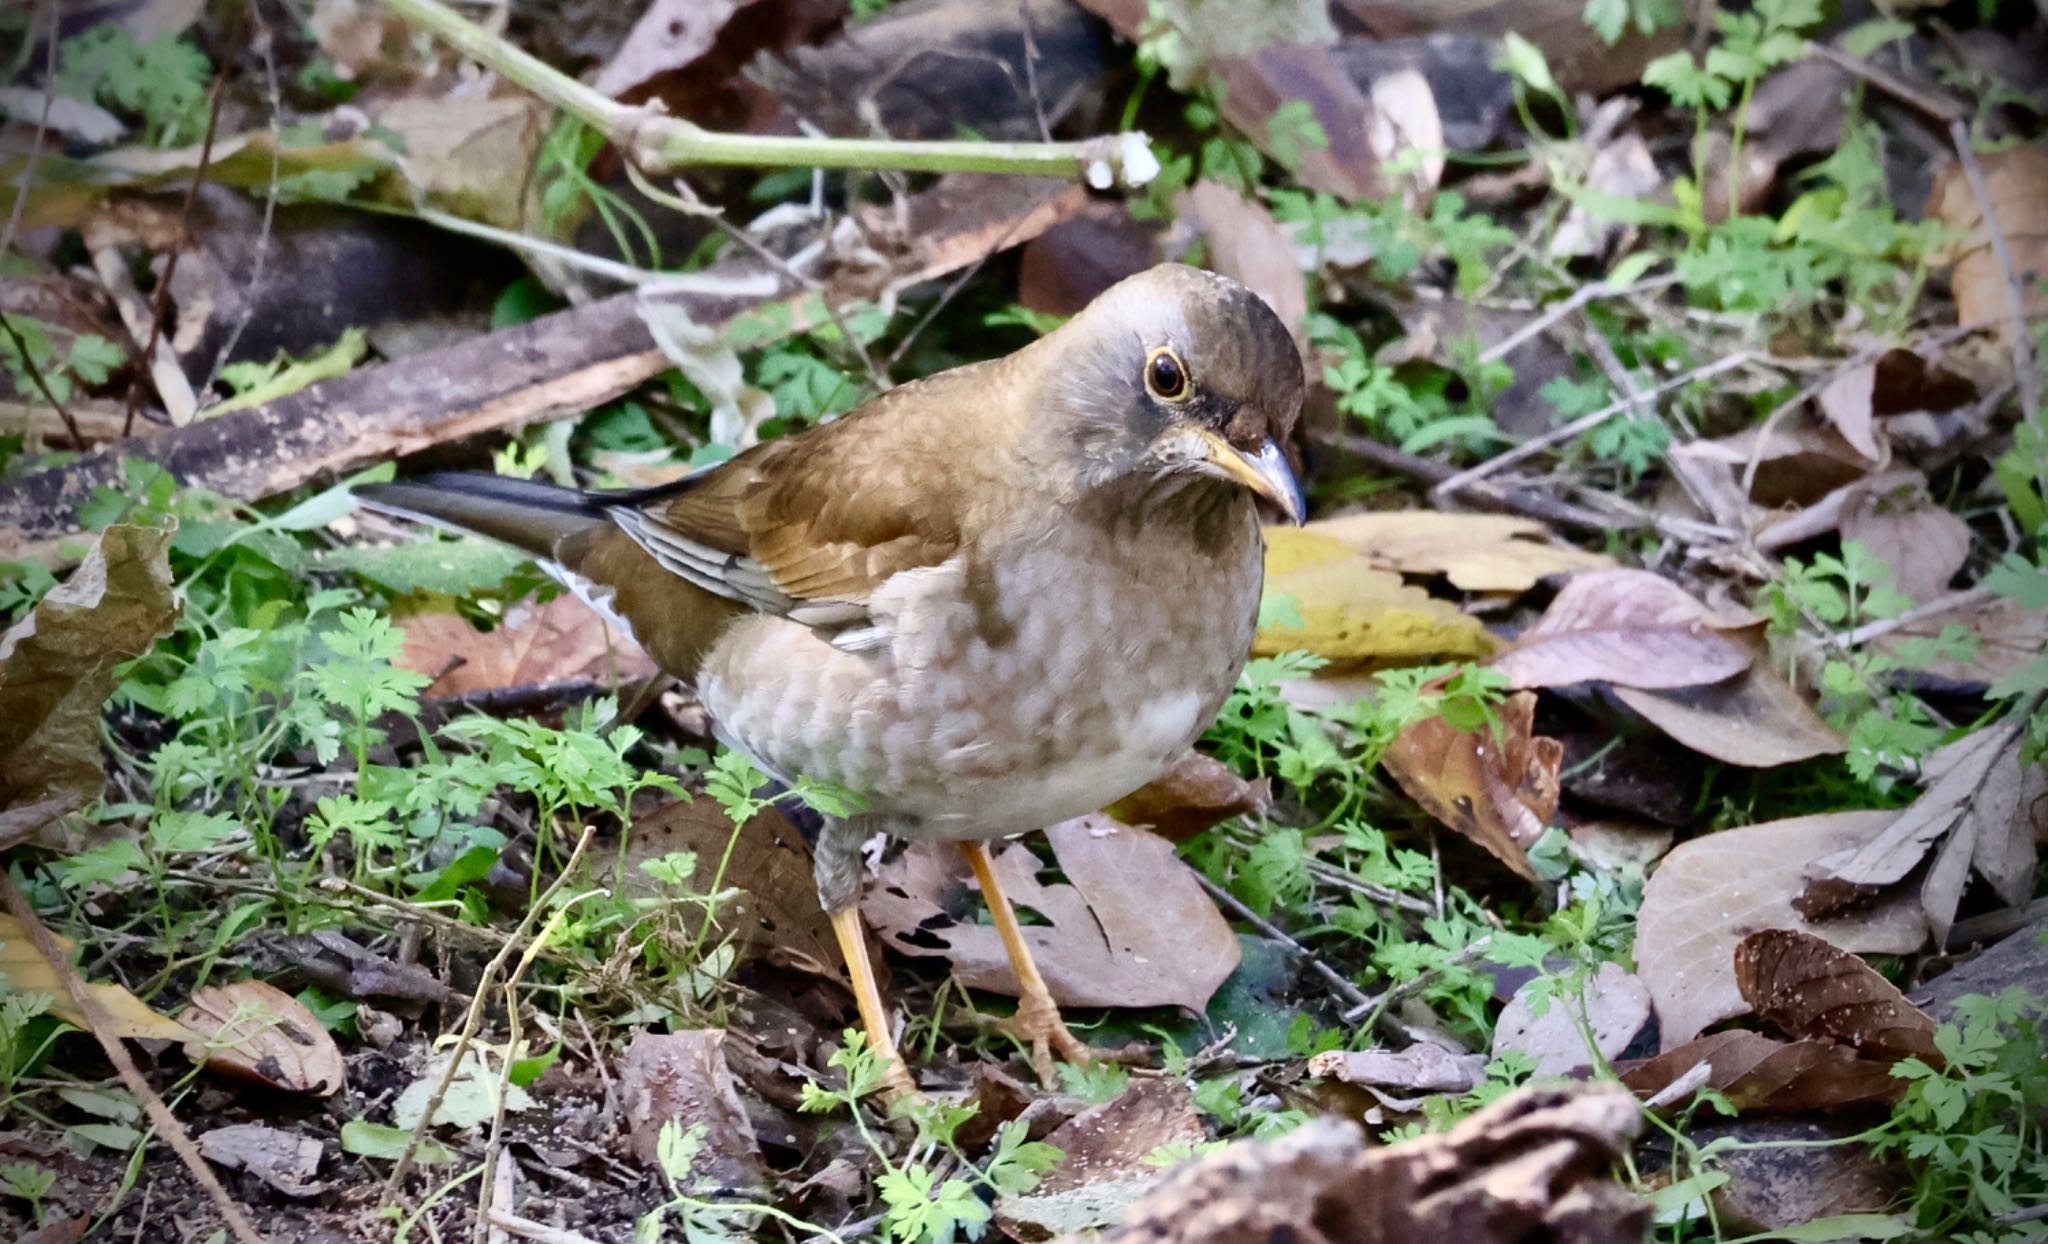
[355,263,1306,1096]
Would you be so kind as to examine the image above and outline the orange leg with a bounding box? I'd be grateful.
[959,841,1093,1086]
[828,906,919,1102]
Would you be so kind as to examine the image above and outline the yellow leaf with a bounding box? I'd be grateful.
[0,914,201,1045]
[1294,512,1614,593]
[1257,528,1495,663]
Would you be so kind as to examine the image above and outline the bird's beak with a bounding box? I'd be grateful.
[1193,429,1305,525]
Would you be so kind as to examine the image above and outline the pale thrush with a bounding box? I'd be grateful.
[356,263,1306,1094]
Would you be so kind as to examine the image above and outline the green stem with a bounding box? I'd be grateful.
[372,0,1156,184]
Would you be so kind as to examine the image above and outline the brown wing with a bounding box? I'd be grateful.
[602,365,986,632]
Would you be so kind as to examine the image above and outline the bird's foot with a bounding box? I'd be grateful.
[1000,990,1115,1089]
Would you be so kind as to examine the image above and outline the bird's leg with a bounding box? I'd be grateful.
[958,840,1093,1087]
[816,817,918,1102]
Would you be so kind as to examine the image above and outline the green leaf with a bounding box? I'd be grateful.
[340,1121,454,1164]
[1497,32,1564,102]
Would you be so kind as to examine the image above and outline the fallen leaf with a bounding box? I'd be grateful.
[1796,716,2031,943]
[1837,483,1972,605]
[622,799,840,978]
[1614,652,1845,769]
[1307,1042,1488,1093]
[397,592,658,697]
[199,1123,326,1198]
[1105,751,1268,843]
[1634,811,1928,1049]
[1619,1030,1902,1113]
[1066,1084,1646,1244]
[1693,1118,1901,1236]
[1877,591,2046,689]
[1491,569,1757,692]
[863,816,1239,1013]
[1665,420,1877,530]
[1255,528,1497,663]
[619,1030,764,1189]
[0,914,202,1046]
[178,979,345,1096]
[1,524,178,851]
[394,1046,533,1131]
[1567,820,1676,875]
[996,1079,1204,1241]
[1298,511,1614,593]
[1817,361,1883,463]
[1928,144,2048,351]
[1734,930,1939,1064]
[1492,962,1651,1077]
[1178,180,1307,347]
[1381,690,1560,881]
[592,0,840,101]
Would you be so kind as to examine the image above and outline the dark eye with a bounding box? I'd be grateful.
[1145,348,1188,400]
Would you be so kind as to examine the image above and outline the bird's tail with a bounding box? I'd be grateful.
[353,473,609,560]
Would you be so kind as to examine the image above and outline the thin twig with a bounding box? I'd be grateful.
[0,875,269,1244]
[201,1,290,403]
[0,311,83,447]
[1194,873,1375,1014]
[1806,40,1968,124]
[1475,274,1681,366]
[1837,584,1999,648]
[1318,429,1639,534]
[1430,351,1758,503]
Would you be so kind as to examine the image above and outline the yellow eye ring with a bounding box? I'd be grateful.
[1144,347,1190,401]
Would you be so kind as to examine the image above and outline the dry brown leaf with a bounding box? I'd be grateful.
[178,980,345,1096]
[1493,962,1651,1077]
[1634,811,1928,1049]
[1255,528,1497,664]
[374,96,550,234]
[1734,929,1939,1063]
[1213,45,1385,202]
[198,1123,326,1198]
[0,914,201,1045]
[1178,181,1307,346]
[863,816,1239,1013]
[1382,690,1559,881]
[1796,716,2032,943]
[997,1079,1205,1241]
[1307,1042,1488,1093]
[1066,1084,1646,1244]
[619,1030,764,1188]
[1105,750,1268,843]
[1613,658,1844,769]
[1665,420,1877,530]
[1301,511,1615,593]
[398,592,658,697]
[622,799,839,978]
[1491,568,1757,692]
[1842,486,1971,605]
[1816,360,1883,463]
[1,524,178,852]
[1619,1030,1902,1113]
[593,0,840,100]
[1878,592,2046,688]
[1928,144,2048,349]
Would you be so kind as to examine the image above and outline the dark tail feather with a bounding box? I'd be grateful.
[353,472,610,560]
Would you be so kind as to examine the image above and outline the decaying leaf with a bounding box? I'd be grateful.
[1634,812,1928,1049]
[1797,716,2036,943]
[1619,1030,1902,1114]
[623,799,840,978]
[394,1046,533,1131]
[1877,591,2046,689]
[1665,420,1875,530]
[199,1123,326,1198]
[1491,569,1756,692]
[1493,962,1652,1077]
[1693,1118,1902,1236]
[1255,528,1496,664]
[1064,1084,1646,1244]
[0,523,178,851]
[0,914,201,1046]
[1307,1042,1488,1095]
[178,979,345,1096]
[1734,930,1938,1064]
[1298,512,1614,593]
[1928,144,2048,350]
[862,816,1239,1013]
[1105,751,1268,843]
[1613,652,1845,769]
[1381,690,1560,881]
[996,1079,1204,1241]
[619,1030,764,1189]
[398,592,659,697]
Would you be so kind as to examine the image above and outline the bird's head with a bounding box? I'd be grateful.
[1034,264,1306,525]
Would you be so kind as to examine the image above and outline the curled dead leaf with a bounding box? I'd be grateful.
[1105,750,1268,843]
[1619,1030,1901,1114]
[1299,511,1614,593]
[1734,929,1938,1064]
[178,979,345,1096]
[1381,690,1560,882]
[0,914,200,1045]
[1613,642,1844,769]
[1256,528,1496,664]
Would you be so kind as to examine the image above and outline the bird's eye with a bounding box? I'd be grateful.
[1145,348,1189,401]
